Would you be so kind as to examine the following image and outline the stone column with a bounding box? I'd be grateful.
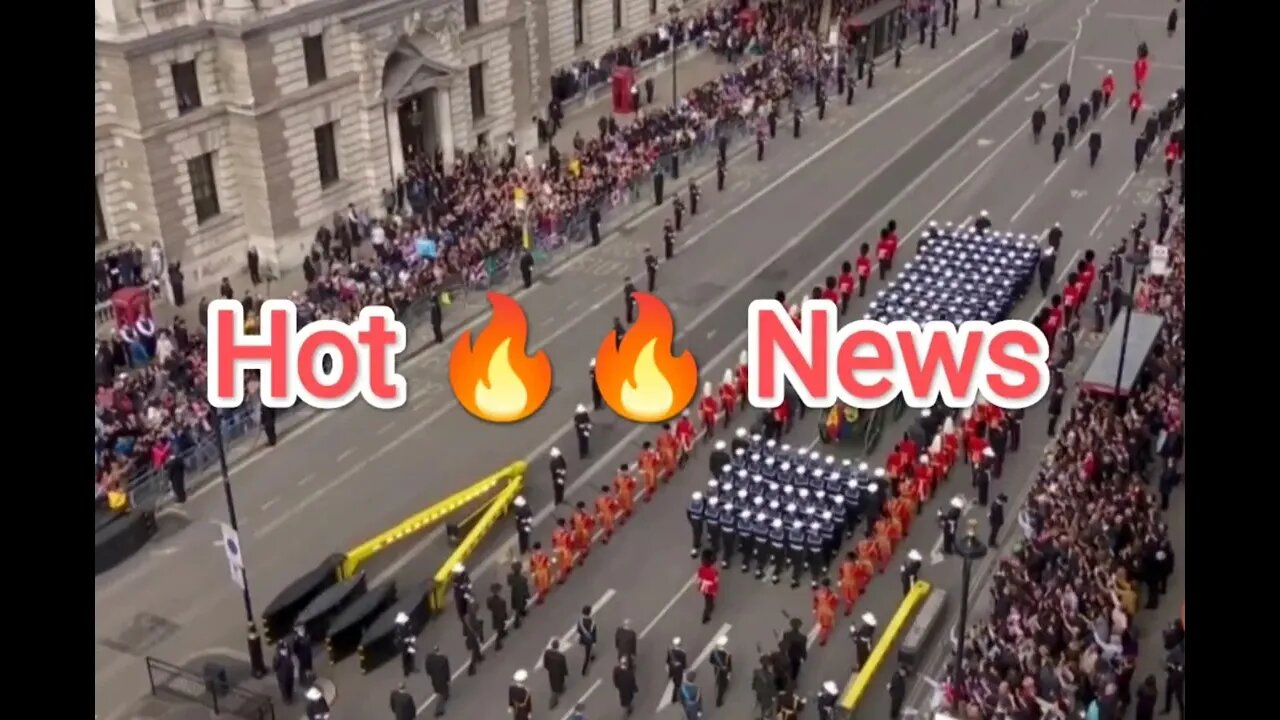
[436,86,455,167]
[386,102,405,181]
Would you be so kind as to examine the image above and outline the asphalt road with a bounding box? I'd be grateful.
[91,0,1175,715]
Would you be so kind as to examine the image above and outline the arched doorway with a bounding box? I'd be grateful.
[381,38,456,171]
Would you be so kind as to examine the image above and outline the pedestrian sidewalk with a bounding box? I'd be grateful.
[542,47,746,161]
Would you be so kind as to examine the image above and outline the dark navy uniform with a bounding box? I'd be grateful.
[705,498,722,555]
[718,503,738,568]
[752,513,772,577]
[735,510,755,573]
[687,492,706,556]
[787,521,807,588]
[804,522,824,587]
[767,519,787,583]
[573,406,592,459]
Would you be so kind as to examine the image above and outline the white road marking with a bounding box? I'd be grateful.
[259,498,279,512]
[336,448,355,463]
[1065,0,1101,83]
[298,473,316,486]
[560,679,602,720]
[1010,193,1036,223]
[1103,13,1166,21]
[1056,249,1083,283]
[706,329,717,339]
[655,624,732,713]
[641,578,697,640]
[1079,56,1184,71]
[535,589,618,670]
[1089,206,1112,237]
[1116,172,1136,196]
[377,421,396,436]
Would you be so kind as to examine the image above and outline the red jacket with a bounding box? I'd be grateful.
[876,237,897,262]
[697,564,720,598]
[1101,74,1115,96]
[855,256,872,278]
[1165,141,1182,161]
[838,271,855,296]
[1134,58,1149,84]
[821,288,840,304]
[1129,91,1142,110]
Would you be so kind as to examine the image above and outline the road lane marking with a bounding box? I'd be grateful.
[1116,172,1136,196]
[1102,13,1167,21]
[656,624,732,713]
[1065,0,1101,83]
[535,589,618,670]
[1080,56,1184,71]
[560,679,602,720]
[641,578,697,640]
[1010,192,1036,223]
[1055,249,1083,283]
[1089,206,1112,237]
[377,421,395,436]
[336,448,355,463]
[259,498,279,512]
[298,473,316,486]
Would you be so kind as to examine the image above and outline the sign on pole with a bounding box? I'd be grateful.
[1149,244,1170,276]
[220,523,246,590]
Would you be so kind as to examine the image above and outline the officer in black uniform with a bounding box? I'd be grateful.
[462,608,485,675]
[752,656,777,718]
[451,565,474,621]
[261,405,278,447]
[589,204,602,246]
[1090,87,1104,117]
[666,638,689,704]
[508,562,530,629]
[888,666,908,719]
[900,549,922,597]
[672,195,686,232]
[776,687,805,719]
[1057,80,1071,115]
[816,85,827,120]
[1143,114,1159,148]
[793,107,803,139]
[487,583,510,651]
[391,682,418,720]
[718,134,729,165]
[756,128,766,162]
[653,169,665,206]
[1030,107,1049,141]
[719,500,738,569]
[615,618,638,666]
[867,58,875,88]
[1088,130,1103,167]
[988,493,1007,546]
[895,39,903,68]
[709,441,730,479]
[781,617,808,683]
[767,107,778,138]
[851,613,877,670]
[974,450,991,506]
[919,9,928,45]
[689,180,700,216]
[1038,247,1056,296]
[836,61,847,95]
[716,155,727,191]
[644,248,660,292]
[1052,126,1067,163]
[586,357,604,410]
[577,605,599,675]
[395,612,417,677]
[767,517,786,583]
[1158,102,1174,135]
[549,447,568,504]
[950,7,958,35]
[1134,135,1148,173]
[423,648,451,716]
[704,496,722,558]
[304,686,330,720]
[709,636,733,706]
[519,248,534,289]
[430,292,445,344]
[574,404,592,459]
[273,643,296,704]
[1066,112,1080,145]
[846,72,855,105]
[786,520,807,588]
[661,222,676,260]
[514,495,534,553]
[938,497,963,554]
[817,681,840,720]
[687,492,706,557]
[289,625,314,680]
[622,276,638,323]
[1007,408,1023,452]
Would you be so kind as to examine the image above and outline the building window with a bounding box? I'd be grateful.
[187,153,221,224]
[573,0,584,47]
[95,176,109,245]
[171,60,202,115]
[650,0,657,15]
[468,63,487,119]
[303,34,327,85]
[613,0,623,30]
[314,122,340,188]
[464,0,480,28]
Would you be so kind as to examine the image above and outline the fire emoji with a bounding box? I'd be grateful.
[449,292,553,423]
[593,293,699,424]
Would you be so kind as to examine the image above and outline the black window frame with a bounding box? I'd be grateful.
[303,34,327,86]
[468,63,487,120]
[314,122,341,188]
[573,0,585,47]
[187,153,221,225]
[171,60,202,115]
[463,0,481,28]
[95,176,109,245]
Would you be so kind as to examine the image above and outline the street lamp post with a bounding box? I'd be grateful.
[668,2,682,179]
[1112,252,1151,401]
[951,519,988,707]
[212,407,268,678]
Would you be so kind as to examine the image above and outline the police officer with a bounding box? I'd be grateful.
[543,640,569,709]
[430,292,445,344]
[756,128,766,162]
[705,495,722,557]
[710,441,730,479]
[289,625,314,681]
[851,613,877,670]
[950,6,958,35]
[867,59,875,88]
[510,669,534,720]
[900,549,923,597]
[1164,643,1185,717]
[261,405,278,447]
[1038,247,1056,296]
[424,647,452,716]
[622,276,637,323]
[488,583,510,651]
[787,520,807,588]
[718,134,729,166]
[1078,99,1092,128]
[547,447,568,504]
[767,104,779,138]
[919,9,929,45]
[304,685,330,720]
[1134,134,1148,173]
[719,500,738,569]
[781,616,808,682]
[512,496,534,554]
[1066,111,1080,145]
[776,685,805,719]
[707,636,733,706]
[462,607,485,674]
[1057,80,1071,115]
[393,612,417,677]
[653,168,665,206]
[666,638,689,704]
[846,71,856,105]
[938,497,963,554]
[816,681,839,720]
[974,452,991,506]
[1047,222,1063,251]
[816,85,827,120]
[752,656,777,719]
[793,106,803,139]
[613,655,639,716]
[689,180,700,216]
[589,203,602,246]
[577,604,599,675]
[273,642,296,704]
[451,564,474,621]
[1031,107,1046,143]
[1090,87,1104,117]
[716,155,727,191]
[895,39,903,68]
[391,682,417,720]
[1158,101,1174,135]
[888,666,908,719]
[1051,126,1067,163]
[519,247,534,289]
[1007,408,1023,452]
[988,493,1007,546]
[615,618,638,665]
[1088,130,1103,167]
[644,248,660,292]
[574,404,592,459]
[672,195,686,232]
[1143,114,1159,148]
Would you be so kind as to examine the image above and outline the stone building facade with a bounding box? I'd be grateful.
[94,0,696,291]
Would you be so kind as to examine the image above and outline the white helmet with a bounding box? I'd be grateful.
[514,496,527,508]
[861,613,877,626]
[823,681,839,696]
[736,427,748,439]
[907,549,923,562]
[514,669,529,683]
[576,404,587,414]
[550,447,562,458]
[395,612,409,624]
[714,440,727,451]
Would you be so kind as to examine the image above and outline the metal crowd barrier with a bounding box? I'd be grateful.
[144,656,276,720]
[118,81,813,514]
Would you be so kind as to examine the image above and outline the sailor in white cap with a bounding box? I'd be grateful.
[303,684,330,720]
[731,426,750,454]
[588,357,603,410]
[509,669,534,719]
[451,564,476,622]
[513,495,534,553]
[688,492,706,557]
[851,612,878,670]
[395,611,417,677]
[901,549,923,597]
[573,403,592,459]
[549,447,568,504]
[666,638,689,704]
[938,496,965,555]
[709,635,733,706]
[817,680,841,719]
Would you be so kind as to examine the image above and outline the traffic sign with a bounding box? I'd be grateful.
[219,523,245,590]
[1150,244,1170,276]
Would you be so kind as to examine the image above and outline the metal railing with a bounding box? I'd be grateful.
[144,656,276,720]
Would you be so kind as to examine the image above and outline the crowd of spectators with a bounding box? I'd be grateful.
[940,210,1186,720]
[94,241,167,303]
[93,0,862,504]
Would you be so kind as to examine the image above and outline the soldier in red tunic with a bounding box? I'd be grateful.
[699,383,718,437]
[718,370,737,428]
[735,351,750,410]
